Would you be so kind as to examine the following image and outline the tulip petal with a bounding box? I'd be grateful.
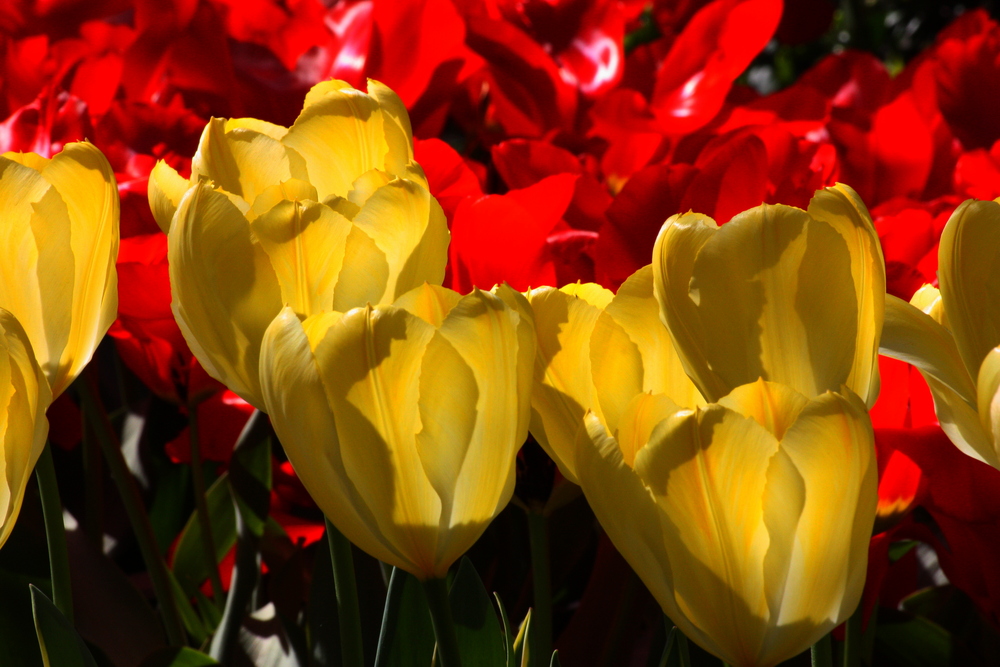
[978,347,1000,446]
[939,199,1000,377]
[283,89,390,200]
[527,285,609,482]
[756,391,876,665]
[40,142,119,396]
[313,305,441,577]
[350,179,449,302]
[666,205,860,403]
[806,184,885,406]
[614,392,683,467]
[592,265,704,434]
[633,404,777,666]
[148,160,190,233]
[879,295,996,466]
[432,290,530,567]
[250,200,353,317]
[247,179,319,221]
[192,118,296,205]
[367,79,415,178]
[259,308,413,571]
[717,379,809,441]
[394,283,463,327]
[169,184,282,409]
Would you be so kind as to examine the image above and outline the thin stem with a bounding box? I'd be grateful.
[657,624,676,667]
[36,442,73,623]
[676,630,692,667]
[78,369,185,646]
[812,632,833,667]
[423,576,462,667]
[842,607,863,667]
[209,409,269,663]
[328,519,365,667]
[374,566,405,667]
[187,403,225,604]
[527,510,552,663]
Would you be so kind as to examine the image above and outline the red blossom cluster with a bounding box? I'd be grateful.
[12,0,1000,643]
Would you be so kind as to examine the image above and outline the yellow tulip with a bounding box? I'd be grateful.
[880,198,1000,468]
[153,80,449,409]
[258,283,534,579]
[527,265,703,483]
[576,380,876,667]
[0,309,52,549]
[652,184,884,407]
[0,142,119,398]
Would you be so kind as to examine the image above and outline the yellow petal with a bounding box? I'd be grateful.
[247,178,318,221]
[169,183,282,409]
[939,198,1000,377]
[258,308,414,571]
[394,283,463,327]
[39,142,120,397]
[755,390,876,665]
[526,284,611,483]
[633,403,777,666]
[283,89,389,200]
[250,200,353,317]
[366,79,415,178]
[148,159,191,233]
[350,179,449,302]
[301,79,358,109]
[910,284,944,323]
[0,309,51,550]
[330,226,391,311]
[613,391,682,467]
[312,304,441,578]
[806,184,885,406]
[657,204,861,403]
[3,151,50,171]
[978,347,1000,451]
[191,118,297,206]
[347,169,392,208]
[592,265,705,435]
[431,289,532,569]
[717,379,809,441]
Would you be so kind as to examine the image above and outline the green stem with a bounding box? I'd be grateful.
[374,567,405,667]
[423,576,461,667]
[657,625,676,667]
[328,519,364,667]
[812,632,833,667]
[208,409,269,663]
[187,403,225,604]
[677,630,692,667]
[78,370,185,646]
[527,510,552,663]
[843,607,863,667]
[81,414,103,548]
[36,442,73,623]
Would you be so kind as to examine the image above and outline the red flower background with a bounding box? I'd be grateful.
[8,0,1000,664]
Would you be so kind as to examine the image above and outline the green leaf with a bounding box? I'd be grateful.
[171,472,236,596]
[548,651,560,667]
[384,571,435,667]
[888,540,919,563]
[448,558,505,667]
[307,536,339,667]
[139,647,220,667]
[229,434,272,538]
[513,610,530,667]
[874,609,983,666]
[166,569,209,644]
[493,593,514,667]
[31,585,98,667]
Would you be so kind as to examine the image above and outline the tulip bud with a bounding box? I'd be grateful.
[576,380,877,667]
[652,184,884,407]
[0,309,52,549]
[157,80,449,409]
[528,265,703,483]
[258,283,534,579]
[880,198,1000,469]
[0,142,119,398]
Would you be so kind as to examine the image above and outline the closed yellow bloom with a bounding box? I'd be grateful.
[258,283,534,579]
[0,142,119,398]
[153,80,448,409]
[0,309,52,549]
[576,380,876,667]
[527,265,703,483]
[652,184,884,406]
[880,198,1000,468]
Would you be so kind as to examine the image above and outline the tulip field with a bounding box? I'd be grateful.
[4,0,1000,666]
